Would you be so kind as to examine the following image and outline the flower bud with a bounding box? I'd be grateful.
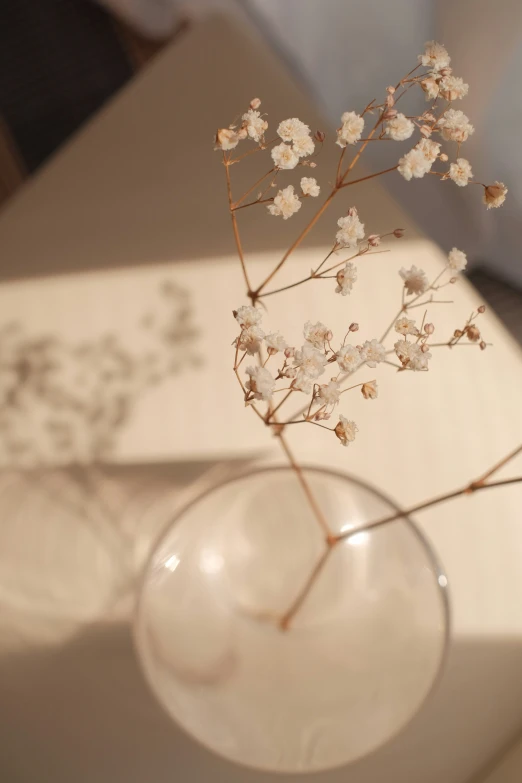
[386,85,396,94]
[440,153,449,162]
[250,98,261,110]
[439,67,453,77]
[477,305,486,314]
[284,347,295,359]
[393,228,405,238]
[450,276,457,284]
[424,323,435,335]
[420,125,432,137]
[467,325,481,342]
[315,130,326,142]
[383,108,398,120]
[454,329,463,338]
[361,381,378,399]
[479,341,487,351]
[347,206,359,217]
[349,322,359,332]
[386,94,395,108]
[368,234,381,247]
[421,343,430,353]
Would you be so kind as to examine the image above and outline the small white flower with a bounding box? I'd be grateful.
[304,321,331,348]
[336,344,362,373]
[439,75,469,101]
[361,380,378,400]
[277,118,310,142]
[360,339,386,368]
[449,158,473,187]
[235,305,262,328]
[398,148,431,180]
[300,177,320,197]
[237,325,265,355]
[400,265,429,295]
[336,212,365,247]
[437,109,474,143]
[265,332,287,354]
[293,374,313,394]
[215,128,240,151]
[335,415,358,446]
[447,247,467,273]
[317,379,341,406]
[241,109,268,142]
[395,340,431,371]
[483,182,508,209]
[335,262,358,296]
[267,185,302,219]
[417,138,441,163]
[385,113,415,141]
[419,41,451,72]
[293,343,328,380]
[421,76,440,100]
[245,366,275,401]
[336,111,365,147]
[271,142,299,170]
[395,316,419,336]
[292,135,315,158]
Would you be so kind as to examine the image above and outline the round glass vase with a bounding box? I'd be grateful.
[134,465,449,774]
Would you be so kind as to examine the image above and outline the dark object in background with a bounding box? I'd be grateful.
[0,0,174,208]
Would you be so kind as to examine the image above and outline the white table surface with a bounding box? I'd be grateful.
[0,13,521,783]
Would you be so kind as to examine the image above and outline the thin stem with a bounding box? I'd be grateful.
[277,431,334,541]
[267,389,293,421]
[338,165,398,189]
[232,168,275,208]
[282,445,522,627]
[224,156,252,295]
[337,476,522,540]
[279,545,334,630]
[471,444,522,487]
[232,197,273,212]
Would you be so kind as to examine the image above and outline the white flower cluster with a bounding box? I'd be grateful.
[268,185,302,219]
[233,311,392,446]
[336,208,365,248]
[271,118,315,170]
[398,139,440,180]
[336,111,365,147]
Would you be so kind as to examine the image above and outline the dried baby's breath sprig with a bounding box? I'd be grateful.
[217,43,519,630]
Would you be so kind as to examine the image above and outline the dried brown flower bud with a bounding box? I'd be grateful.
[483,182,508,209]
[250,97,261,110]
[393,228,405,238]
[439,67,453,77]
[421,344,430,353]
[349,323,359,332]
[315,130,326,142]
[450,276,457,284]
[284,347,295,359]
[479,341,487,351]
[368,234,381,247]
[386,85,396,94]
[347,206,359,217]
[383,109,398,120]
[466,325,481,342]
[424,323,435,335]
[361,381,378,400]
[325,330,333,342]
[454,329,463,338]
[440,153,449,162]
[477,305,486,314]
